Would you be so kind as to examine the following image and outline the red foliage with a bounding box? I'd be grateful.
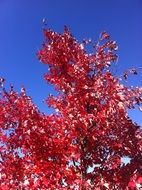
[0,27,142,189]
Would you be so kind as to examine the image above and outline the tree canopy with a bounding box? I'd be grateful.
[0,27,142,189]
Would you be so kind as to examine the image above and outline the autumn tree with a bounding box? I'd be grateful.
[0,26,142,189]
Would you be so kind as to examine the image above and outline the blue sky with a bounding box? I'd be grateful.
[0,0,142,125]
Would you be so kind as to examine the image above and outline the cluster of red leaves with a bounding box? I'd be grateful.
[0,27,142,189]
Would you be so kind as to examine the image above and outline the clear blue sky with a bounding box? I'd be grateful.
[0,0,142,125]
